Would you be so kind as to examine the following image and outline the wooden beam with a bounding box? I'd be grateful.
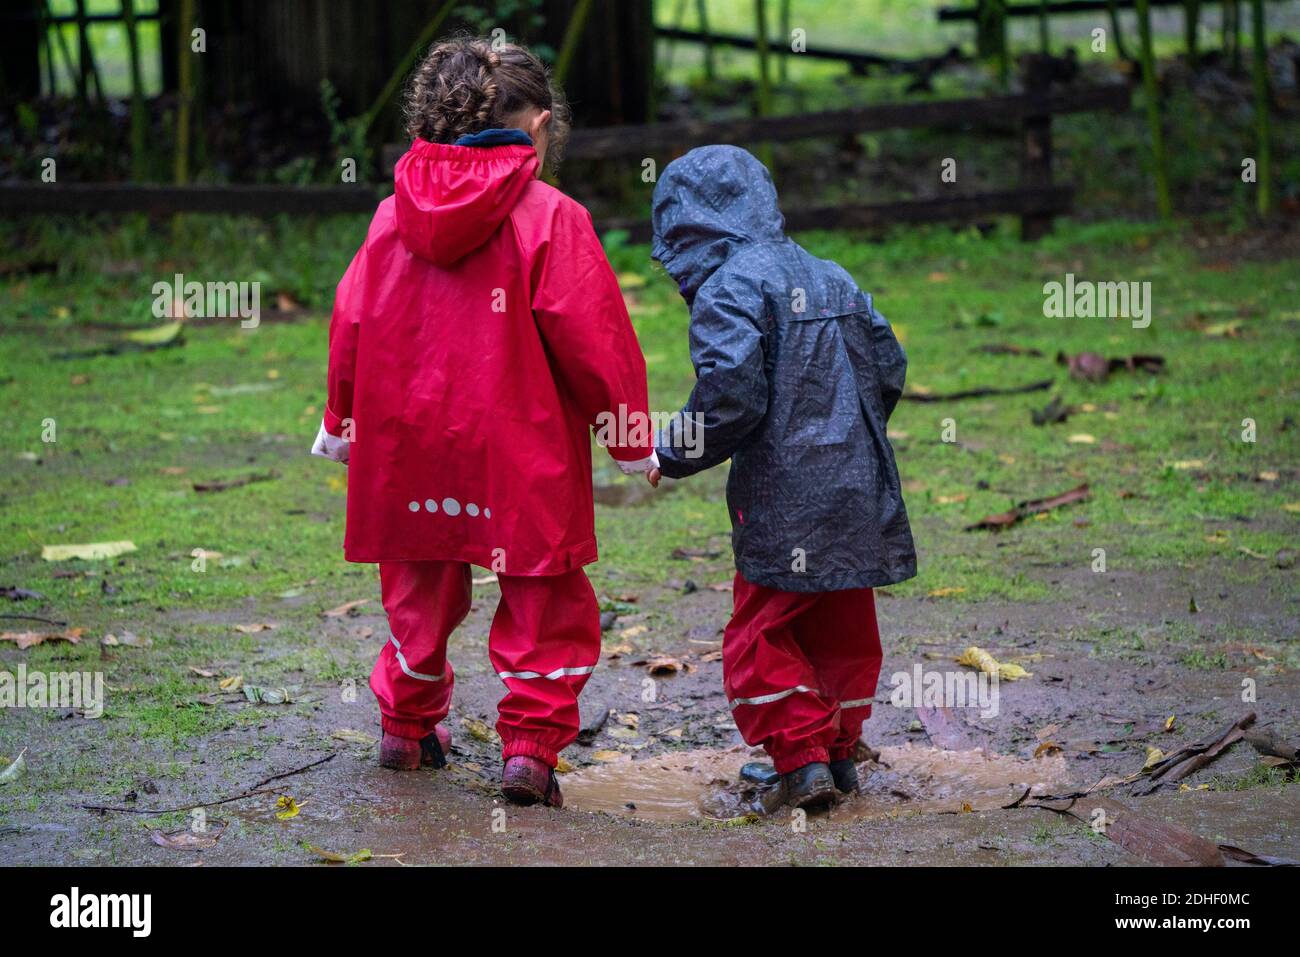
[596,187,1075,243]
[657,26,909,71]
[937,0,1286,20]
[0,183,381,216]
[564,85,1129,160]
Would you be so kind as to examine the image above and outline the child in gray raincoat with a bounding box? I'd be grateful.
[651,145,917,809]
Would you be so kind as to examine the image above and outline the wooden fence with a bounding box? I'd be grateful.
[2,76,1129,241]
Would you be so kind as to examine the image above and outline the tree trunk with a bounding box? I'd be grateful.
[122,0,149,181]
[753,0,774,170]
[1135,0,1172,218]
[1250,0,1272,214]
[174,0,194,184]
[1183,1,1201,68]
[1106,0,1130,60]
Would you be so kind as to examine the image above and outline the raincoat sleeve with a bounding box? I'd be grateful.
[322,240,369,439]
[867,294,907,420]
[656,275,769,479]
[530,202,653,466]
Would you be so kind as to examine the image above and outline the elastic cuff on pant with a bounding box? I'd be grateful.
[382,714,437,740]
[772,746,830,775]
[502,738,559,768]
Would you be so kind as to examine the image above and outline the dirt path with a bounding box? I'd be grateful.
[2,560,1296,866]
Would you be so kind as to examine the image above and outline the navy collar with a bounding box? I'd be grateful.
[454,128,534,148]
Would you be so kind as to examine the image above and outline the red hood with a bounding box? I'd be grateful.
[393,140,540,266]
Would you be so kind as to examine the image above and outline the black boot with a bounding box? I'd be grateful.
[828,759,859,794]
[782,762,837,810]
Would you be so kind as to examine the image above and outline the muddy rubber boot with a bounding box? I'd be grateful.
[501,755,564,808]
[379,725,451,770]
[829,759,860,794]
[783,762,837,810]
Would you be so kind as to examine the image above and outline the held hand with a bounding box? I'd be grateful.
[646,468,661,488]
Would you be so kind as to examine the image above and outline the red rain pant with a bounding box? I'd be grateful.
[369,560,601,768]
[723,572,883,774]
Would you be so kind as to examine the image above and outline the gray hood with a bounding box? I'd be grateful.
[651,146,786,303]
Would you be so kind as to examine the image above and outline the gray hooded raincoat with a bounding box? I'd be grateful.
[652,146,917,592]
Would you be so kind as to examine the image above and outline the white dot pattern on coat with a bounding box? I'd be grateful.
[408,497,491,518]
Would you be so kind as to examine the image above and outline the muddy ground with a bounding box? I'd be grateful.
[3,558,1296,867]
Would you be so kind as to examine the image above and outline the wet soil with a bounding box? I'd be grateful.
[2,559,1297,866]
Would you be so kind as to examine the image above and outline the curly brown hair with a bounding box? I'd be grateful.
[403,36,571,166]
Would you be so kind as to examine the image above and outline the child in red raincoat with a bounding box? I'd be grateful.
[311,38,655,807]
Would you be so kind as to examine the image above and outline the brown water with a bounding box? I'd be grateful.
[561,745,1078,824]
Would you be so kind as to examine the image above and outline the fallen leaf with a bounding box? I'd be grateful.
[41,541,137,561]
[242,685,295,704]
[956,646,1032,681]
[0,748,27,785]
[590,750,626,763]
[217,675,244,691]
[927,586,967,599]
[305,844,372,864]
[126,320,184,347]
[151,822,226,850]
[234,623,275,634]
[1067,433,1096,444]
[461,717,501,745]
[331,729,378,747]
[322,599,370,618]
[100,631,152,648]
[0,628,84,649]
[275,795,304,820]
[643,656,684,676]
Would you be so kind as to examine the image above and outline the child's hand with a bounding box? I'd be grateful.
[646,468,661,488]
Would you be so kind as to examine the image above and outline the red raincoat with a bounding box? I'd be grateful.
[323,140,651,574]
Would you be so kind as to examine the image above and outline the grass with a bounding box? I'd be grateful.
[1,207,1298,815]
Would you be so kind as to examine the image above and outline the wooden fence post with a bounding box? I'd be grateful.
[1020,58,1055,240]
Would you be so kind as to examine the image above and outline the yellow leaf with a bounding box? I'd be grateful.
[275,795,304,820]
[927,586,967,598]
[41,541,137,561]
[1170,459,1205,470]
[1284,503,1300,514]
[590,750,625,763]
[1067,433,1096,444]
[956,646,1032,681]
[1143,746,1164,770]
[218,675,243,691]
[1164,714,1176,731]
[460,717,501,745]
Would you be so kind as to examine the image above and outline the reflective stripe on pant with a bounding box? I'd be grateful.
[489,567,601,768]
[369,560,600,768]
[370,561,469,740]
[723,572,883,774]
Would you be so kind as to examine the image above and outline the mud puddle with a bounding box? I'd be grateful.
[562,745,1077,824]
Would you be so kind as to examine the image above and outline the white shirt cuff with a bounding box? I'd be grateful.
[310,421,349,464]
[616,450,659,475]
